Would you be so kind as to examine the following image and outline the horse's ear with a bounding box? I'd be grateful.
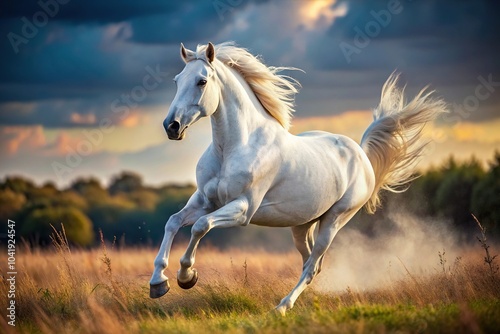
[206,42,215,63]
[180,43,194,63]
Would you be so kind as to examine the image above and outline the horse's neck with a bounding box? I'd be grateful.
[211,66,282,155]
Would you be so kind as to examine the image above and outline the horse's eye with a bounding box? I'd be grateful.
[197,79,207,86]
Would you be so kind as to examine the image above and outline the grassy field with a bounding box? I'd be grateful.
[1,226,499,334]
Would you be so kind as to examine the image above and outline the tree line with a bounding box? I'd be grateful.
[1,152,499,248]
[0,172,195,247]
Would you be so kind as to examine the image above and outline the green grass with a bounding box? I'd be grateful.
[78,298,499,334]
[1,226,499,334]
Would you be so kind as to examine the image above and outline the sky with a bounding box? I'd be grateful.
[1,0,499,187]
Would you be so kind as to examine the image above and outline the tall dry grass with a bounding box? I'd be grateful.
[0,223,499,334]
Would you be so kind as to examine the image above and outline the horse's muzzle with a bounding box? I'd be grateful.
[164,120,186,140]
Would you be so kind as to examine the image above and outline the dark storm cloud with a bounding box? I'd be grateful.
[0,0,267,25]
[332,1,500,40]
[291,0,500,122]
[0,0,181,23]
[128,8,224,44]
[306,0,500,74]
[1,0,499,127]
[0,0,263,127]
[1,0,258,43]
[127,0,263,44]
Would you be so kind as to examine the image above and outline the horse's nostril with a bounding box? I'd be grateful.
[168,121,180,132]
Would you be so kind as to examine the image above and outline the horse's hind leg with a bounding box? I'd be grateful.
[291,221,317,267]
[276,206,359,315]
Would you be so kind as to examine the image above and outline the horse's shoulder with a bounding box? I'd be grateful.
[196,145,220,182]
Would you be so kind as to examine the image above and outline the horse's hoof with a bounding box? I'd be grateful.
[177,269,198,290]
[275,298,293,316]
[275,305,287,316]
[150,279,170,298]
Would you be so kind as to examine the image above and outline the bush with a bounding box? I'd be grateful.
[472,152,500,238]
[21,207,95,246]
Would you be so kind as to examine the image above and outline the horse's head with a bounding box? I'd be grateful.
[164,42,219,140]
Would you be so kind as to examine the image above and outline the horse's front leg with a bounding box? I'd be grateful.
[150,191,210,298]
[177,197,249,288]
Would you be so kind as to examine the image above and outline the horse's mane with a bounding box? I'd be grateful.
[193,42,300,130]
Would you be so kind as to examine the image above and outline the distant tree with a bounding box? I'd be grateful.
[153,185,196,244]
[0,189,26,222]
[155,185,195,218]
[41,181,58,192]
[471,151,500,239]
[21,207,94,246]
[108,171,143,195]
[400,168,446,216]
[87,194,137,243]
[1,176,35,194]
[69,177,109,206]
[435,157,485,231]
[58,190,88,211]
[127,189,160,211]
[71,177,105,195]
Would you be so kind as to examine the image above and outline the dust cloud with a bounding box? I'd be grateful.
[316,211,466,292]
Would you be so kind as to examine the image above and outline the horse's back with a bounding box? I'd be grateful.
[250,130,373,227]
[295,130,368,165]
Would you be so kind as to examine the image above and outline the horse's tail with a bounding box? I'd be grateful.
[360,73,447,214]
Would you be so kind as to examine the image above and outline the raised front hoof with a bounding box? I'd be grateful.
[177,269,198,290]
[150,279,170,298]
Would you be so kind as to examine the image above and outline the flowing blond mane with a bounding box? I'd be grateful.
[192,42,300,130]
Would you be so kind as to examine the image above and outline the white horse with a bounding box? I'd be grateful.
[150,42,446,315]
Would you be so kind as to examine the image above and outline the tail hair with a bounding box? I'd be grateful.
[361,73,447,214]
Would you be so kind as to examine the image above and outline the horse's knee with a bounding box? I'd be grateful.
[165,214,182,233]
[192,218,210,238]
[304,271,315,285]
[302,261,322,284]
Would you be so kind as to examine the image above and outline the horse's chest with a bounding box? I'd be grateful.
[202,170,251,208]
[202,177,222,207]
